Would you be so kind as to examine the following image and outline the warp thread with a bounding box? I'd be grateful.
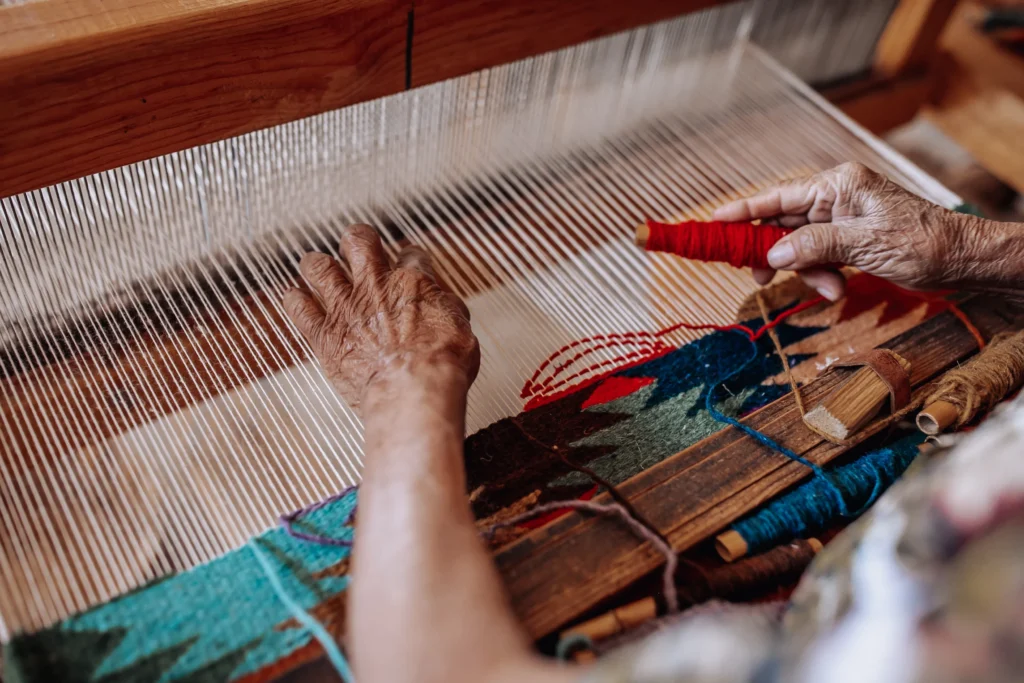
[729,435,921,555]
[248,539,355,683]
[484,498,680,613]
[643,219,791,269]
[279,487,358,546]
[922,329,1024,429]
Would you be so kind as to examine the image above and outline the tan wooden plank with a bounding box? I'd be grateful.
[0,0,410,198]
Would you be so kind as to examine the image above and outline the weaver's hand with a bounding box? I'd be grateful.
[283,225,479,410]
[713,162,999,300]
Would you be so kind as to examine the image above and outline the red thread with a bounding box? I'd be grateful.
[520,296,826,403]
[516,486,599,529]
[644,219,791,270]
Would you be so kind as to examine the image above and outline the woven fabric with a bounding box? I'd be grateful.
[3,279,941,682]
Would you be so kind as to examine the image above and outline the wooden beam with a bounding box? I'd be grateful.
[926,67,1024,196]
[0,0,733,199]
[0,0,411,199]
[495,295,1023,638]
[823,70,936,135]
[409,0,725,89]
[873,0,960,77]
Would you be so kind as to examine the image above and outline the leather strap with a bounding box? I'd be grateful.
[833,349,911,412]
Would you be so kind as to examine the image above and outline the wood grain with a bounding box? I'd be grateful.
[495,296,1024,638]
[0,0,409,198]
[409,0,727,89]
[824,70,937,134]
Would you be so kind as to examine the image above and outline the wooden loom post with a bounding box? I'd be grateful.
[824,0,960,134]
[873,0,961,78]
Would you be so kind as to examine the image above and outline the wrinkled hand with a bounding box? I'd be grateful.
[713,162,982,300]
[283,225,479,410]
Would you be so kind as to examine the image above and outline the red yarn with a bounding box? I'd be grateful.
[520,296,826,406]
[644,219,792,270]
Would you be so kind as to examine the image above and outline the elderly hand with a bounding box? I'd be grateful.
[283,225,479,411]
[713,162,999,300]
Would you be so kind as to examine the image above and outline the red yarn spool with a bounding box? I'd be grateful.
[639,219,792,269]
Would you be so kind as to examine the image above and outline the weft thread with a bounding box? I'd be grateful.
[280,487,358,547]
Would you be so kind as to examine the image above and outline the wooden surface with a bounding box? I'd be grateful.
[0,0,410,199]
[873,0,960,77]
[824,71,937,134]
[0,0,733,198]
[923,2,1024,194]
[409,0,723,89]
[496,295,1024,638]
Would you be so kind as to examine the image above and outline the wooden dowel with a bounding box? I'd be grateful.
[559,596,657,643]
[916,399,960,434]
[714,529,749,562]
[803,353,911,442]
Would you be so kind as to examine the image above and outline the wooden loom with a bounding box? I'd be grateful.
[0,0,1015,681]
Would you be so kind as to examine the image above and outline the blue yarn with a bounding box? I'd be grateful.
[732,433,922,554]
[555,632,595,661]
[703,330,852,518]
[248,539,355,683]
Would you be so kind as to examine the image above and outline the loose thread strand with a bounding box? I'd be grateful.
[249,539,355,683]
[485,499,680,613]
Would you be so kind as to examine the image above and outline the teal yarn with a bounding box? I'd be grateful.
[704,330,852,518]
[731,433,923,554]
[248,540,355,683]
[555,633,595,661]
[953,202,985,218]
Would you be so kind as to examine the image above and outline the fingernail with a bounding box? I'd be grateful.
[767,241,796,269]
[816,284,841,302]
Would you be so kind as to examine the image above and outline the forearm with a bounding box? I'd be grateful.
[952,214,1024,297]
[349,360,571,683]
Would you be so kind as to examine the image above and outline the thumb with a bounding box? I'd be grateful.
[766,223,856,271]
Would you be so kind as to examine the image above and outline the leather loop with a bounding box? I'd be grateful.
[833,349,911,412]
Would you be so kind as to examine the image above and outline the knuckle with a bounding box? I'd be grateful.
[343,223,379,245]
[837,161,875,185]
[301,252,332,277]
[795,228,829,260]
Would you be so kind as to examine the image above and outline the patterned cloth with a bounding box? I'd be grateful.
[585,395,1024,683]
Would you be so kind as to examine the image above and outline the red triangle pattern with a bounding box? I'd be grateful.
[581,376,656,410]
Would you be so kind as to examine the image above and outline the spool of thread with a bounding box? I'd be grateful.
[681,537,822,604]
[635,219,791,269]
[917,330,1024,434]
[715,434,922,561]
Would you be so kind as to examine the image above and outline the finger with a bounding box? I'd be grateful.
[341,224,391,286]
[778,214,811,229]
[767,223,858,271]
[752,267,776,286]
[283,289,326,347]
[395,245,437,281]
[299,252,351,306]
[798,268,846,302]
[712,179,819,222]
